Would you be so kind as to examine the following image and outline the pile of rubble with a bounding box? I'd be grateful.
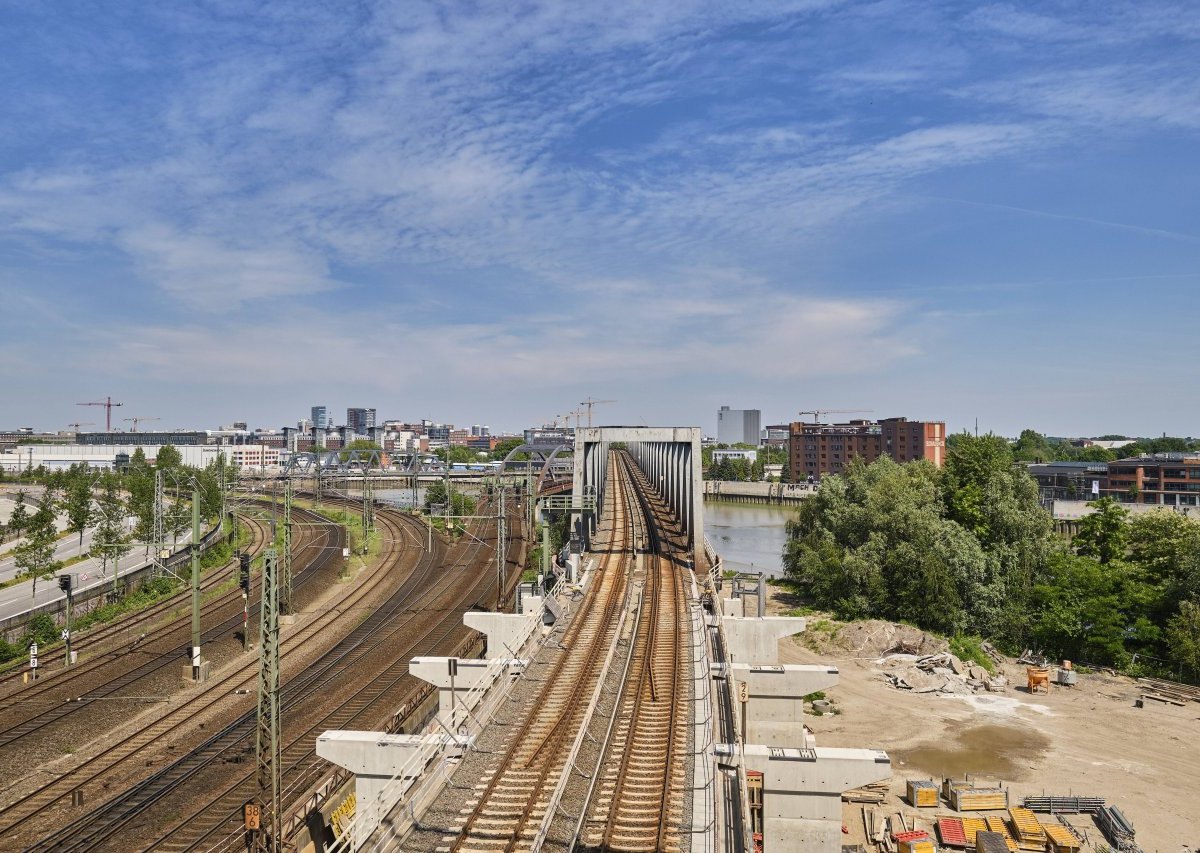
[877,651,1008,695]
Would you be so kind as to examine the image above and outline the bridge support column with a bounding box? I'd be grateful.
[463,609,541,660]
[316,730,469,845]
[723,663,839,747]
[719,615,807,664]
[409,656,510,723]
[722,744,891,853]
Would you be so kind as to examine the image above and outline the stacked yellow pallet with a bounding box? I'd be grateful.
[984,817,1020,851]
[948,786,1010,811]
[907,779,940,807]
[1008,808,1046,851]
[961,817,989,845]
[1043,824,1081,853]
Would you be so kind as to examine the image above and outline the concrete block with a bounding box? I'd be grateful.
[725,663,838,747]
[316,730,470,842]
[727,744,891,853]
[722,616,807,664]
[409,656,506,721]
[463,610,538,659]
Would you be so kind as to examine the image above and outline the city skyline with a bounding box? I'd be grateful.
[1,3,1197,436]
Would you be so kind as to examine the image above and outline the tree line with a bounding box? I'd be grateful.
[782,433,1200,682]
[2,447,230,605]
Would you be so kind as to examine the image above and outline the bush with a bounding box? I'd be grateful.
[23,614,58,646]
[949,634,996,675]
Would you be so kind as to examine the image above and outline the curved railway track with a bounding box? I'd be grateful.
[0,507,329,751]
[31,491,521,852]
[0,509,343,848]
[0,514,271,689]
[440,453,643,852]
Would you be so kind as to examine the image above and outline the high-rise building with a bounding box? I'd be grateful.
[717,405,762,445]
[788,416,945,482]
[346,407,377,436]
[311,405,329,430]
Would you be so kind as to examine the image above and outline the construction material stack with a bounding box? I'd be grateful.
[984,816,1019,851]
[1007,807,1046,851]
[1042,824,1081,853]
[906,779,939,808]
[895,830,937,853]
[936,817,969,849]
[976,831,1011,853]
[947,784,1009,811]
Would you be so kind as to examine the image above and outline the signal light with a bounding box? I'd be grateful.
[239,554,251,593]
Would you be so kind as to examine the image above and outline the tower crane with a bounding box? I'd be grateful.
[66,421,94,432]
[797,408,872,424]
[123,416,161,432]
[77,396,123,431]
[580,397,616,428]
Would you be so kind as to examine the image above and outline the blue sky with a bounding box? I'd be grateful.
[1,1,1197,437]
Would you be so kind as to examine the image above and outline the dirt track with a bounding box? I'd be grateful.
[767,589,1200,851]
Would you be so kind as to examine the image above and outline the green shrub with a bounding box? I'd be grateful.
[949,634,996,675]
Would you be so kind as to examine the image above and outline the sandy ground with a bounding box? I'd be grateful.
[761,586,1200,852]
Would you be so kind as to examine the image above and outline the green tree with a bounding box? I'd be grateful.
[129,447,149,472]
[1012,428,1054,463]
[126,467,155,549]
[1073,497,1129,564]
[1126,511,1200,588]
[67,478,97,547]
[90,475,131,583]
[1166,600,1200,680]
[13,513,63,604]
[7,490,30,539]
[155,444,182,470]
[491,438,527,461]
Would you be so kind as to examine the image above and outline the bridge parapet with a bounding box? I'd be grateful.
[572,426,703,566]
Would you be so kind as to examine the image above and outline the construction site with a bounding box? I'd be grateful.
[744,587,1199,853]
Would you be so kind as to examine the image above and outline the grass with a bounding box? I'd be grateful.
[949,634,997,675]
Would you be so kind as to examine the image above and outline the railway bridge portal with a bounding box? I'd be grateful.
[573,426,703,566]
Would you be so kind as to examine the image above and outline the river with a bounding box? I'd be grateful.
[703,500,796,578]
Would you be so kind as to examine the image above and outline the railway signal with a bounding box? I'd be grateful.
[58,574,74,667]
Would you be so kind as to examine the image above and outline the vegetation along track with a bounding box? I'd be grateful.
[578,451,691,853]
[0,508,343,849]
[32,492,519,852]
[0,514,270,688]
[0,507,321,753]
[439,452,643,852]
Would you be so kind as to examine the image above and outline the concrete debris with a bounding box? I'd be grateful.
[876,652,1006,696]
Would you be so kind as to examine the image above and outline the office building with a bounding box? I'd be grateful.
[788,417,946,482]
[346,407,377,436]
[717,406,762,446]
[1104,453,1200,506]
[311,405,330,430]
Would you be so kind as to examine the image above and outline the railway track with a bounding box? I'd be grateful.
[0,507,329,753]
[0,514,271,690]
[0,510,343,849]
[31,491,521,852]
[436,453,642,852]
[577,452,691,852]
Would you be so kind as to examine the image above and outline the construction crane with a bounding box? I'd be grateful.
[124,416,161,432]
[580,397,616,428]
[797,409,872,424]
[66,421,94,433]
[565,408,585,429]
[77,396,123,431]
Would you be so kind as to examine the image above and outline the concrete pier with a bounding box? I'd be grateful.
[725,663,838,747]
[316,730,469,842]
[408,656,510,721]
[719,615,807,664]
[732,744,892,853]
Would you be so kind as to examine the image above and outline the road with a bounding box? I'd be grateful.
[0,528,194,625]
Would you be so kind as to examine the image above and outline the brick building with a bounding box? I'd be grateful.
[1103,453,1200,506]
[788,417,946,482]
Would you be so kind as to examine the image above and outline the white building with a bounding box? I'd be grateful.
[0,444,228,472]
[712,448,758,464]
